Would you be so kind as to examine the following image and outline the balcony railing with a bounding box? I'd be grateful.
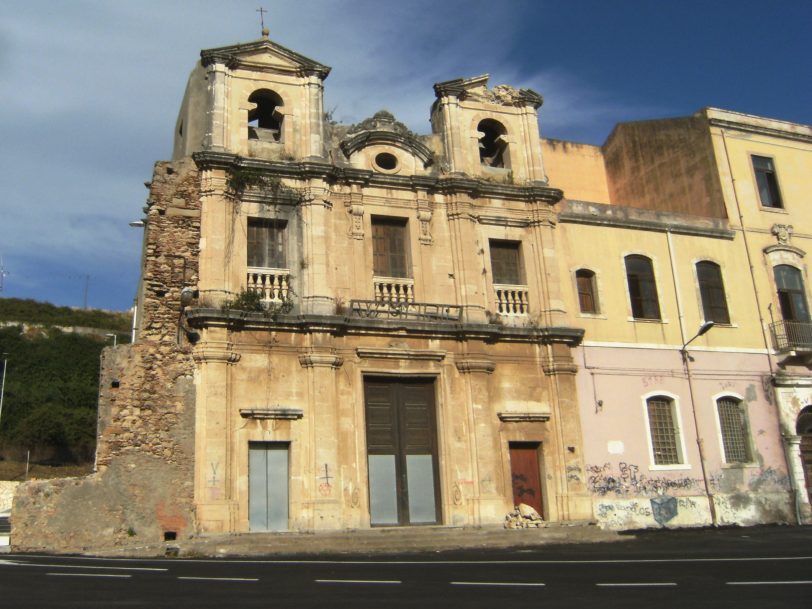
[770,320,812,352]
[494,284,529,316]
[373,276,415,304]
[247,267,290,304]
[350,299,462,322]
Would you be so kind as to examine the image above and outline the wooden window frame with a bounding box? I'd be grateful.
[696,261,730,325]
[625,255,661,320]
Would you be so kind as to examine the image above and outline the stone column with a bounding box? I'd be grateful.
[456,355,505,524]
[193,339,240,533]
[299,348,344,530]
[783,434,812,523]
[447,194,488,324]
[204,63,229,152]
[305,75,325,159]
[300,182,334,315]
[542,343,592,521]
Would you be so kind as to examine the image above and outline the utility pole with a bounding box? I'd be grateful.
[0,353,8,428]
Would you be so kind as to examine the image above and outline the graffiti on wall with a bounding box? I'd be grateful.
[587,462,700,497]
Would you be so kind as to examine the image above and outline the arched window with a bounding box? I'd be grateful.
[646,396,683,465]
[697,261,730,324]
[716,397,751,464]
[248,89,284,142]
[477,119,508,168]
[625,255,661,320]
[774,265,809,322]
[575,269,598,314]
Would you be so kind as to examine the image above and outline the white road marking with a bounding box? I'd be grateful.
[451,581,546,587]
[7,553,812,566]
[178,576,258,582]
[597,582,677,587]
[727,580,812,586]
[2,562,166,572]
[316,579,401,585]
[46,573,132,579]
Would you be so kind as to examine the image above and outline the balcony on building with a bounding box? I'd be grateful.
[246,267,291,307]
[770,320,812,354]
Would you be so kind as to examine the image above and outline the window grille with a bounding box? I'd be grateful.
[717,398,751,463]
[647,397,681,465]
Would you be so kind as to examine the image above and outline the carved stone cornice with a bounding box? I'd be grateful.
[340,130,434,167]
[240,408,303,420]
[497,412,551,423]
[356,348,446,362]
[298,351,344,369]
[191,152,563,204]
[455,357,495,374]
[193,343,240,364]
[541,355,578,376]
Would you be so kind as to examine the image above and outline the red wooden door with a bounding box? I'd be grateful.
[801,435,812,504]
[509,443,543,516]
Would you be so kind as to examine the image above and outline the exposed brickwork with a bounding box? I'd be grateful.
[11,160,202,552]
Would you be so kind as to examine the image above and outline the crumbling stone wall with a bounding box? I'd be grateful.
[11,159,201,553]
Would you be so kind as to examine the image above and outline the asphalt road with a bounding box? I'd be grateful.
[1,526,811,609]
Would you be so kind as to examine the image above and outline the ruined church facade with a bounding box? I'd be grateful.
[163,36,591,534]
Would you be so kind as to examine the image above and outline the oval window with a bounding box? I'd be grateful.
[374,152,398,171]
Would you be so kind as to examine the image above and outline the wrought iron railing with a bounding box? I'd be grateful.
[350,299,462,322]
[770,320,812,352]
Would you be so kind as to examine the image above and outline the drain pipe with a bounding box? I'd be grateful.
[718,129,801,523]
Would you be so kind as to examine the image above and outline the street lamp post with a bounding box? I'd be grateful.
[680,321,716,526]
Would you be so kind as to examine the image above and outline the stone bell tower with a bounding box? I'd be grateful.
[431,75,548,184]
[172,31,331,162]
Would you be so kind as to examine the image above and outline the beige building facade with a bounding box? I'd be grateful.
[10,34,812,551]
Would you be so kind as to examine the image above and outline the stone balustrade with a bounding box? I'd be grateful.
[247,267,291,304]
[494,284,529,316]
[373,276,415,304]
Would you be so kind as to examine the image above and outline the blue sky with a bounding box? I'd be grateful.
[0,0,809,311]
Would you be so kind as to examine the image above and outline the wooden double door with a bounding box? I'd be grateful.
[364,378,440,526]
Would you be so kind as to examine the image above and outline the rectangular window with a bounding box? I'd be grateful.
[697,261,730,325]
[576,269,598,314]
[647,397,682,465]
[752,155,783,209]
[490,240,523,285]
[625,255,661,320]
[372,217,410,278]
[248,218,287,268]
[717,398,752,464]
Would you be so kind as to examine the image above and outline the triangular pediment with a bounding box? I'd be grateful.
[201,37,330,79]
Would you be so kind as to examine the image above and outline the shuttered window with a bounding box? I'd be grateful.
[372,217,410,278]
[247,218,287,268]
[576,269,598,314]
[490,240,523,285]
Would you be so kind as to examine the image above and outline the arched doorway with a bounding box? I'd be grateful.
[796,407,812,504]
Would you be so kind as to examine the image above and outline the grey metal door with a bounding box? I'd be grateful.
[249,442,289,531]
[364,378,440,526]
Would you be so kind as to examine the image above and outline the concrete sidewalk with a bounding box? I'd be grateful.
[97,521,623,558]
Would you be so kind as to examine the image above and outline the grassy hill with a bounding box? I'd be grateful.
[0,299,133,469]
[0,297,132,333]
